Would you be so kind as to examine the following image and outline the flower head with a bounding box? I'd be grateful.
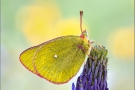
[72,45,109,90]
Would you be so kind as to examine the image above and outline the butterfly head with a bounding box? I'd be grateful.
[80,30,88,38]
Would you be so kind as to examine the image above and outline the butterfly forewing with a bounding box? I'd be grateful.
[33,36,88,84]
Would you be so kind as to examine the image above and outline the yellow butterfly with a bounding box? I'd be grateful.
[19,11,92,84]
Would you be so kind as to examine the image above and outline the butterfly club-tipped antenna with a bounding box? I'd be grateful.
[79,11,87,38]
[80,11,83,32]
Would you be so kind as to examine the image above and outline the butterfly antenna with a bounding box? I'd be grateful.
[80,11,83,32]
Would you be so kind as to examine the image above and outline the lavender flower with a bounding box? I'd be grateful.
[72,45,109,90]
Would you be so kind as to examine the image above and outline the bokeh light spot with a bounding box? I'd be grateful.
[16,3,61,45]
[16,2,89,45]
[55,18,89,36]
[108,26,134,58]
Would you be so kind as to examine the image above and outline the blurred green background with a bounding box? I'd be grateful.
[1,0,134,90]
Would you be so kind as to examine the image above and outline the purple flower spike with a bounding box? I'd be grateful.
[72,83,76,90]
[72,45,109,90]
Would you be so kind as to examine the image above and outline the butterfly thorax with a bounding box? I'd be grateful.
[79,30,91,54]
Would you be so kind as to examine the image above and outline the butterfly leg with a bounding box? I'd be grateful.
[87,40,106,60]
[90,40,105,49]
[78,44,97,60]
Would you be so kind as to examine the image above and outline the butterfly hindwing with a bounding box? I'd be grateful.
[20,43,44,73]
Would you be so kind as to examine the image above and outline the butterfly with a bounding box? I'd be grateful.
[19,11,93,84]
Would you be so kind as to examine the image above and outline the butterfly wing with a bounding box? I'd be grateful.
[20,42,46,73]
[20,36,90,84]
